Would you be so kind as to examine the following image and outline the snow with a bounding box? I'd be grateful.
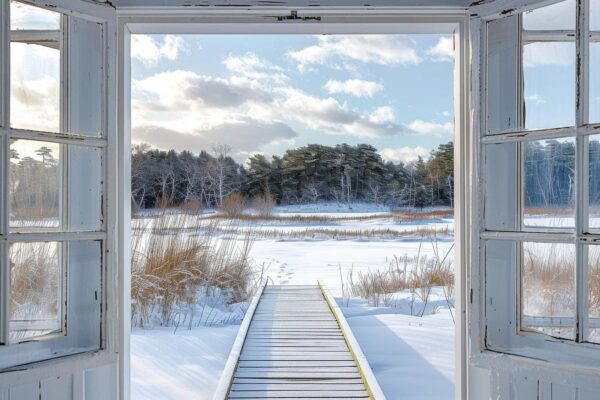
[251,238,453,296]
[131,205,456,399]
[131,326,239,400]
[344,305,455,400]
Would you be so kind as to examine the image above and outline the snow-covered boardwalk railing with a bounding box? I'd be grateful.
[213,284,385,400]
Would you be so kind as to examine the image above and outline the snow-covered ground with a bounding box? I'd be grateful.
[131,326,238,400]
[131,204,456,399]
[344,301,455,400]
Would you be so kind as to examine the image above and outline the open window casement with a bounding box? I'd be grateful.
[470,0,600,397]
[0,0,119,398]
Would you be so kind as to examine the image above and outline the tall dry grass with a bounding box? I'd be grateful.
[251,193,276,217]
[211,225,453,241]
[9,242,61,341]
[522,243,575,319]
[220,192,247,217]
[589,247,600,318]
[131,213,259,328]
[179,198,203,215]
[341,237,455,321]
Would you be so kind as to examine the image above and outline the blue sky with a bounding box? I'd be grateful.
[131,34,455,164]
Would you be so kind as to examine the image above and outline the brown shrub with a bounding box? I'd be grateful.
[179,198,203,215]
[157,193,170,209]
[220,192,247,217]
[251,193,276,217]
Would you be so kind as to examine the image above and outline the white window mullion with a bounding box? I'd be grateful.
[0,0,9,347]
[577,0,590,127]
[576,0,590,343]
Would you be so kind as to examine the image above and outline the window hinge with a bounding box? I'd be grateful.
[277,10,321,22]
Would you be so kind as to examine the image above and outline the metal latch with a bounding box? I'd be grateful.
[277,10,321,21]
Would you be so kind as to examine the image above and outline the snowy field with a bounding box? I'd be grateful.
[131,204,456,400]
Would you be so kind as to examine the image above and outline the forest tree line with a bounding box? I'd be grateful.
[131,142,454,211]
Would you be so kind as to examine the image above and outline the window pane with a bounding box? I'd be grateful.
[591,43,600,124]
[10,1,60,31]
[523,0,575,31]
[9,241,63,343]
[524,138,575,229]
[592,0,600,31]
[69,146,103,231]
[588,245,600,343]
[9,140,61,231]
[590,135,600,229]
[521,242,575,340]
[10,42,60,132]
[523,42,575,130]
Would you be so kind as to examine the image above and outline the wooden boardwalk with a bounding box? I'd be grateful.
[216,284,384,400]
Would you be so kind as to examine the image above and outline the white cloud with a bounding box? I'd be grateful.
[369,106,395,124]
[441,110,451,117]
[427,36,454,62]
[379,146,431,164]
[223,53,288,84]
[270,88,401,138]
[287,35,422,72]
[323,79,383,98]
[525,93,546,105]
[11,76,60,132]
[523,42,574,67]
[133,70,272,112]
[10,2,59,29]
[404,120,453,136]
[131,35,186,66]
[133,119,298,162]
[10,43,60,132]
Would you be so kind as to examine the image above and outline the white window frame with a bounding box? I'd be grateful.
[116,9,471,400]
[471,0,600,377]
[0,0,118,372]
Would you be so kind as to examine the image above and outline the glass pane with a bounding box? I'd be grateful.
[523,42,575,130]
[10,1,60,30]
[523,0,575,31]
[590,135,600,229]
[524,138,575,229]
[68,16,103,137]
[10,42,60,132]
[9,139,61,231]
[9,241,63,343]
[592,0,600,31]
[69,146,103,231]
[67,241,102,349]
[521,242,576,340]
[588,245,600,343]
[591,43,600,124]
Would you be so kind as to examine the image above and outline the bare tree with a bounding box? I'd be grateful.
[209,144,233,206]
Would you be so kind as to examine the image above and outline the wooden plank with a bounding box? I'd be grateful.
[233,372,361,379]
[244,342,347,346]
[232,379,365,385]
[243,346,349,352]
[241,351,350,356]
[228,390,369,398]
[236,367,359,373]
[239,355,354,361]
[230,383,366,391]
[238,361,357,368]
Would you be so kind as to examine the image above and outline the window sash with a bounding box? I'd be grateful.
[482,0,600,351]
[0,0,107,358]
